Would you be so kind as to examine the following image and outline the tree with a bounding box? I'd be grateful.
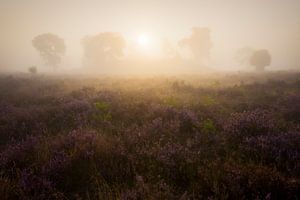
[28,66,37,74]
[162,38,179,59]
[32,33,66,69]
[250,49,271,72]
[178,27,212,64]
[81,32,126,68]
[235,47,254,67]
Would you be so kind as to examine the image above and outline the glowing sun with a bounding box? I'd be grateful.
[138,34,150,47]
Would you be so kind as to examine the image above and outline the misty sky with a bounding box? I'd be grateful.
[0,0,299,71]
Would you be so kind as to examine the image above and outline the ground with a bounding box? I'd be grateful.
[0,72,299,199]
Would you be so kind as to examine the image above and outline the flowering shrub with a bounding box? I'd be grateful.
[241,131,300,175]
[223,109,277,144]
[19,169,64,200]
[0,136,40,174]
[0,74,299,199]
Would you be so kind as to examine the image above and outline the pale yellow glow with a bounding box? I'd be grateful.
[1,0,300,71]
[138,34,150,47]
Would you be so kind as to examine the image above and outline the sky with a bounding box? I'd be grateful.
[0,0,300,72]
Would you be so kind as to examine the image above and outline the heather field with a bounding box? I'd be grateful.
[0,72,299,199]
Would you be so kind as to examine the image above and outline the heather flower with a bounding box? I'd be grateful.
[276,94,300,122]
[42,151,70,177]
[0,136,39,171]
[224,109,277,142]
[0,74,299,199]
[241,131,300,175]
[19,169,64,200]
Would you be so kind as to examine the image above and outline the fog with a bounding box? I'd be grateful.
[0,0,300,74]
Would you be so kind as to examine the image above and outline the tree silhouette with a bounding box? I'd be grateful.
[81,32,126,68]
[28,66,37,74]
[178,27,212,64]
[32,33,66,69]
[250,49,271,72]
[235,47,254,67]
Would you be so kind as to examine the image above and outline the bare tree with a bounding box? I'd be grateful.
[250,49,271,72]
[81,32,126,69]
[32,33,66,69]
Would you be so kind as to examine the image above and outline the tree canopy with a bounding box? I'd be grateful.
[32,33,66,69]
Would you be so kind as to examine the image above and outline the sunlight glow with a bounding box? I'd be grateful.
[138,34,150,47]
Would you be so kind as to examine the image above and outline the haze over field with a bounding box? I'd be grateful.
[0,1,300,199]
[0,0,300,73]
